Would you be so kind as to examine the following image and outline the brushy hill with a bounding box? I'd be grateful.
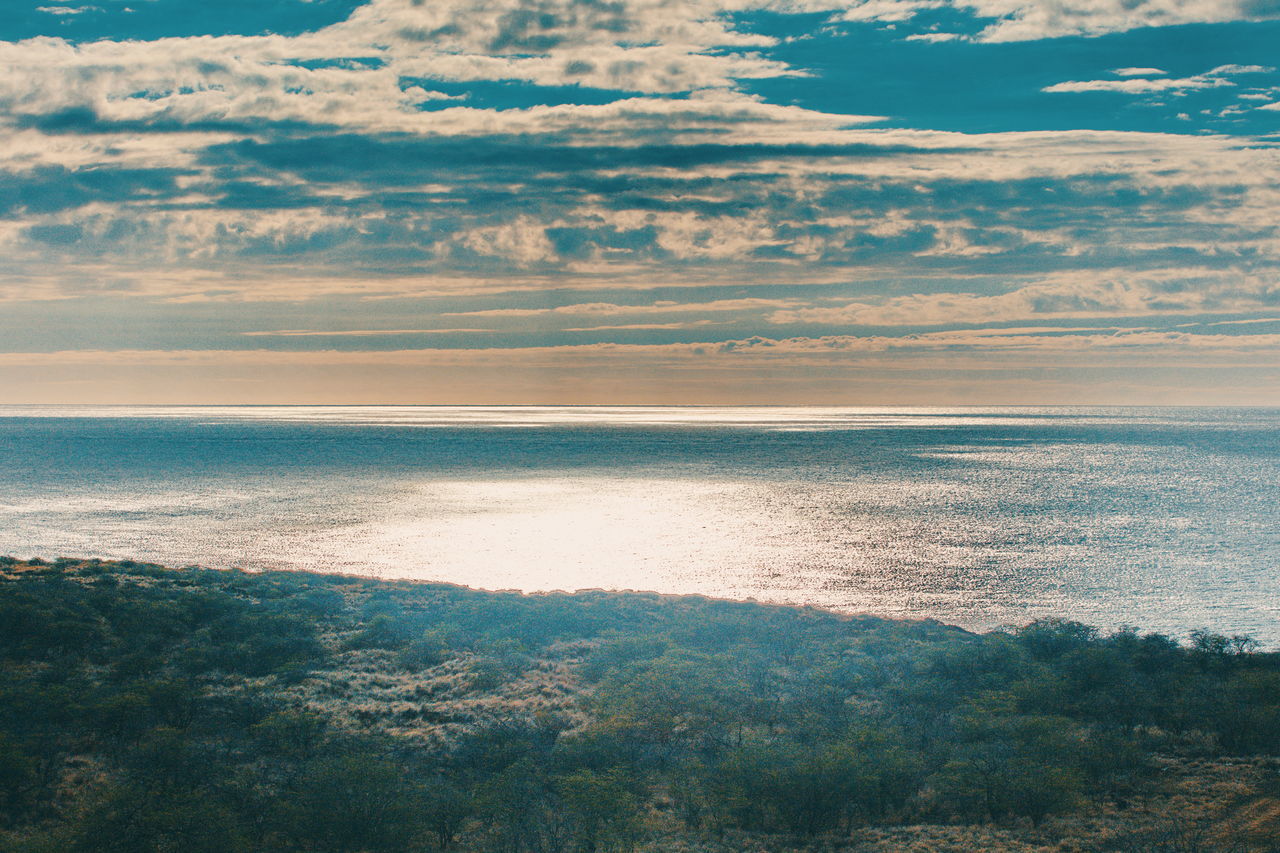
[0,557,1278,852]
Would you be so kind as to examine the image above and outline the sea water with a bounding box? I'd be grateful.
[1,406,1276,643]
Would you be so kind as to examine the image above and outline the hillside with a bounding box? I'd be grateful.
[1,557,1278,852]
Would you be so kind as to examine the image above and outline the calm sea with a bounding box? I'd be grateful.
[1,406,1276,643]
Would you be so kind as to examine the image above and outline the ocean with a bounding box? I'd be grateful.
[1,405,1276,643]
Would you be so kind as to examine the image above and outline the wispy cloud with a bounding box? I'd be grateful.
[8,326,1280,369]
[36,5,100,16]
[241,328,495,336]
[443,299,806,318]
[1043,76,1232,94]
[562,320,727,331]
[1043,65,1279,98]
[768,273,1280,327]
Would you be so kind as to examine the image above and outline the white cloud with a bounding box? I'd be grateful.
[0,0,1278,315]
[0,0,836,141]
[964,0,1280,42]
[1044,75,1231,95]
[36,5,99,14]
[8,0,1267,150]
[460,217,558,266]
[1,0,1275,148]
[1208,64,1275,75]
[1,119,1276,303]
[1112,67,1167,76]
[839,0,1280,42]
[841,0,948,24]
[904,31,964,41]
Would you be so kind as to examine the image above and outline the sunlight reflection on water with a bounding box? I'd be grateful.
[1,406,1276,642]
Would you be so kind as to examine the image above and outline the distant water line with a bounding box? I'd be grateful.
[0,405,1277,643]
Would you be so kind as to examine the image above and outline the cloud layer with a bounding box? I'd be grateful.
[3,0,1280,402]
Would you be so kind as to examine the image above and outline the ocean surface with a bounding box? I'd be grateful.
[1,406,1277,643]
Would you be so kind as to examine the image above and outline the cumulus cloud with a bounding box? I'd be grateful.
[4,0,1268,150]
[0,120,1275,304]
[0,0,834,140]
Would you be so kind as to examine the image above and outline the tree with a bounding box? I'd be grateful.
[278,751,423,853]
[555,768,640,853]
[421,777,473,850]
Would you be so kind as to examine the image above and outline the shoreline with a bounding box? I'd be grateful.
[6,554,1267,650]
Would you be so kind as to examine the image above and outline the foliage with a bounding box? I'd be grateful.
[0,558,1278,851]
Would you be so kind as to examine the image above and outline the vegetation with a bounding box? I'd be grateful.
[0,557,1278,851]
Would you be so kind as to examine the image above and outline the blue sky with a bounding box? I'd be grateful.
[2,0,1280,403]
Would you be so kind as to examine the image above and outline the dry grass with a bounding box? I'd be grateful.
[7,559,1278,852]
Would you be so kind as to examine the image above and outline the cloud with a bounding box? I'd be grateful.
[444,298,805,318]
[0,0,1274,156]
[1044,74,1233,95]
[840,0,1280,42]
[36,6,100,15]
[1183,316,1280,327]
[0,121,1275,304]
[1045,63,1277,98]
[2,0,1280,406]
[768,273,1280,326]
[7,324,1280,373]
[1208,64,1276,75]
[5,0,1265,157]
[1112,67,1167,77]
[0,0,838,141]
[241,328,495,336]
[562,320,727,330]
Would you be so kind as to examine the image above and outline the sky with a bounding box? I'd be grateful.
[2,0,1280,404]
